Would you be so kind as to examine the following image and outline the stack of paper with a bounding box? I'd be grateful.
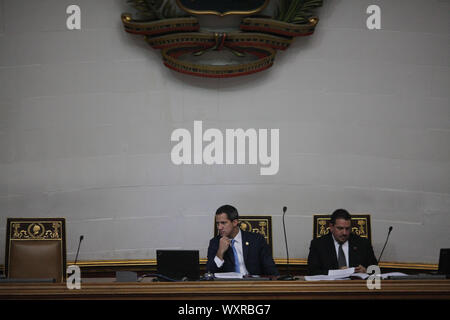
[304,268,355,281]
[304,269,408,281]
[214,272,243,279]
[328,267,356,278]
[304,275,352,281]
[379,272,408,279]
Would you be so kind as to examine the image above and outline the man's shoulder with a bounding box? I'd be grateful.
[208,235,221,244]
[311,233,333,245]
[241,230,266,243]
[349,233,371,245]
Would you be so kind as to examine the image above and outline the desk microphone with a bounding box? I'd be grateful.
[74,235,84,265]
[278,206,294,280]
[377,226,393,264]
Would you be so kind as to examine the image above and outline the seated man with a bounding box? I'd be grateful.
[307,209,378,275]
[206,205,279,276]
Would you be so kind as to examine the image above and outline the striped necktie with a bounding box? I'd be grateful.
[338,244,347,268]
[231,239,240,273]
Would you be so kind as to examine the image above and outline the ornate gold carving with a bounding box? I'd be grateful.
[314,215,371,242]
[10,221,63,240]
[27,223,45,238]
[352,219,367,237]
[238,217,271,247]
[258,221,267,238]
[175,0,269,17]
[239,221,252,233]
[318,219,330,237]
[122,0,322,78]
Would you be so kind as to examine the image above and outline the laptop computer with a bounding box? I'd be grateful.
[387,248,450,280]
[438,248,450,275]
[156,250,200,281]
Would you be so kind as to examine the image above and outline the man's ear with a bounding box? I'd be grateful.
[232,219,239,228]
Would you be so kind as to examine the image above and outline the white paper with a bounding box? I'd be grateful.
[350,273,370,279]
[304,275,351,281]
[304,268,356,281]
[350,272,408,279]
[214,272,243,279]
[328,268,355,278]
[304,270,409,282]
[379,272,408,279]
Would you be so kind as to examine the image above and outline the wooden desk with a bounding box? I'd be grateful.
[1,279,449,300]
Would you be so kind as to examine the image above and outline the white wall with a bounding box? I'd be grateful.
[0,0,449,264]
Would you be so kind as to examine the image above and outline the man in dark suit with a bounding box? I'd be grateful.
[206,205,279,276]
[307,209,378,275]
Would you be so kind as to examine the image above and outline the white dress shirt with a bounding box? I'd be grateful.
[214,230,249,275]
[332,235,349,267]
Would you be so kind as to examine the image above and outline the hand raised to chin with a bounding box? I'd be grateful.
[217,236,232,260]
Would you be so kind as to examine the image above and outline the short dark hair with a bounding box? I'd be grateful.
[215,205,239,221]
[330,209,351,225]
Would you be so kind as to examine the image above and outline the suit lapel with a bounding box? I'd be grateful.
[349,236,358,267]
[327,234,339,269]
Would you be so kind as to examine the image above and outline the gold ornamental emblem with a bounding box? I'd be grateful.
[27,223,45,238]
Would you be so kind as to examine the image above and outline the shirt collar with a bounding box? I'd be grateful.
[233,229,242,244]
[332,234,348,247]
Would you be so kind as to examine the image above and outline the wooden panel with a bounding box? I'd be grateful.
[0,259,439,279]
[1,279,449,300]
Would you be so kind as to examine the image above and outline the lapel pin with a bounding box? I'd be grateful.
[246,242,249,246]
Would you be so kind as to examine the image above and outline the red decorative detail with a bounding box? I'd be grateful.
[164,62,273,78]
[239,25,314,37]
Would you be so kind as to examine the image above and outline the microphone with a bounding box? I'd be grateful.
[377,226,393,264]
[278,206,294,280]
[74,235,84,265]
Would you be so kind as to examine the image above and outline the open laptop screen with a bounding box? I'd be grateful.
[156,250,200,281]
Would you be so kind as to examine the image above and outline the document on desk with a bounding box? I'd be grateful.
[214,272,243,279]
[328,267,356,278]
[304,268,409,281]
[380,272,408,279]
[349,272,408,279]
[304,268,355,281]
[307,271,409,281]
[304,275,350,281]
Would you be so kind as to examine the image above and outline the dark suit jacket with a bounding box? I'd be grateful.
[207,231,279,276]
[307,233,378,275]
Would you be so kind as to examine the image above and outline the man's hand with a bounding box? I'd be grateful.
[354,265,367,273]
[216,236,231,260]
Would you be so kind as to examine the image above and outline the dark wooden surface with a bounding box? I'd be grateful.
[1,278,449,300]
